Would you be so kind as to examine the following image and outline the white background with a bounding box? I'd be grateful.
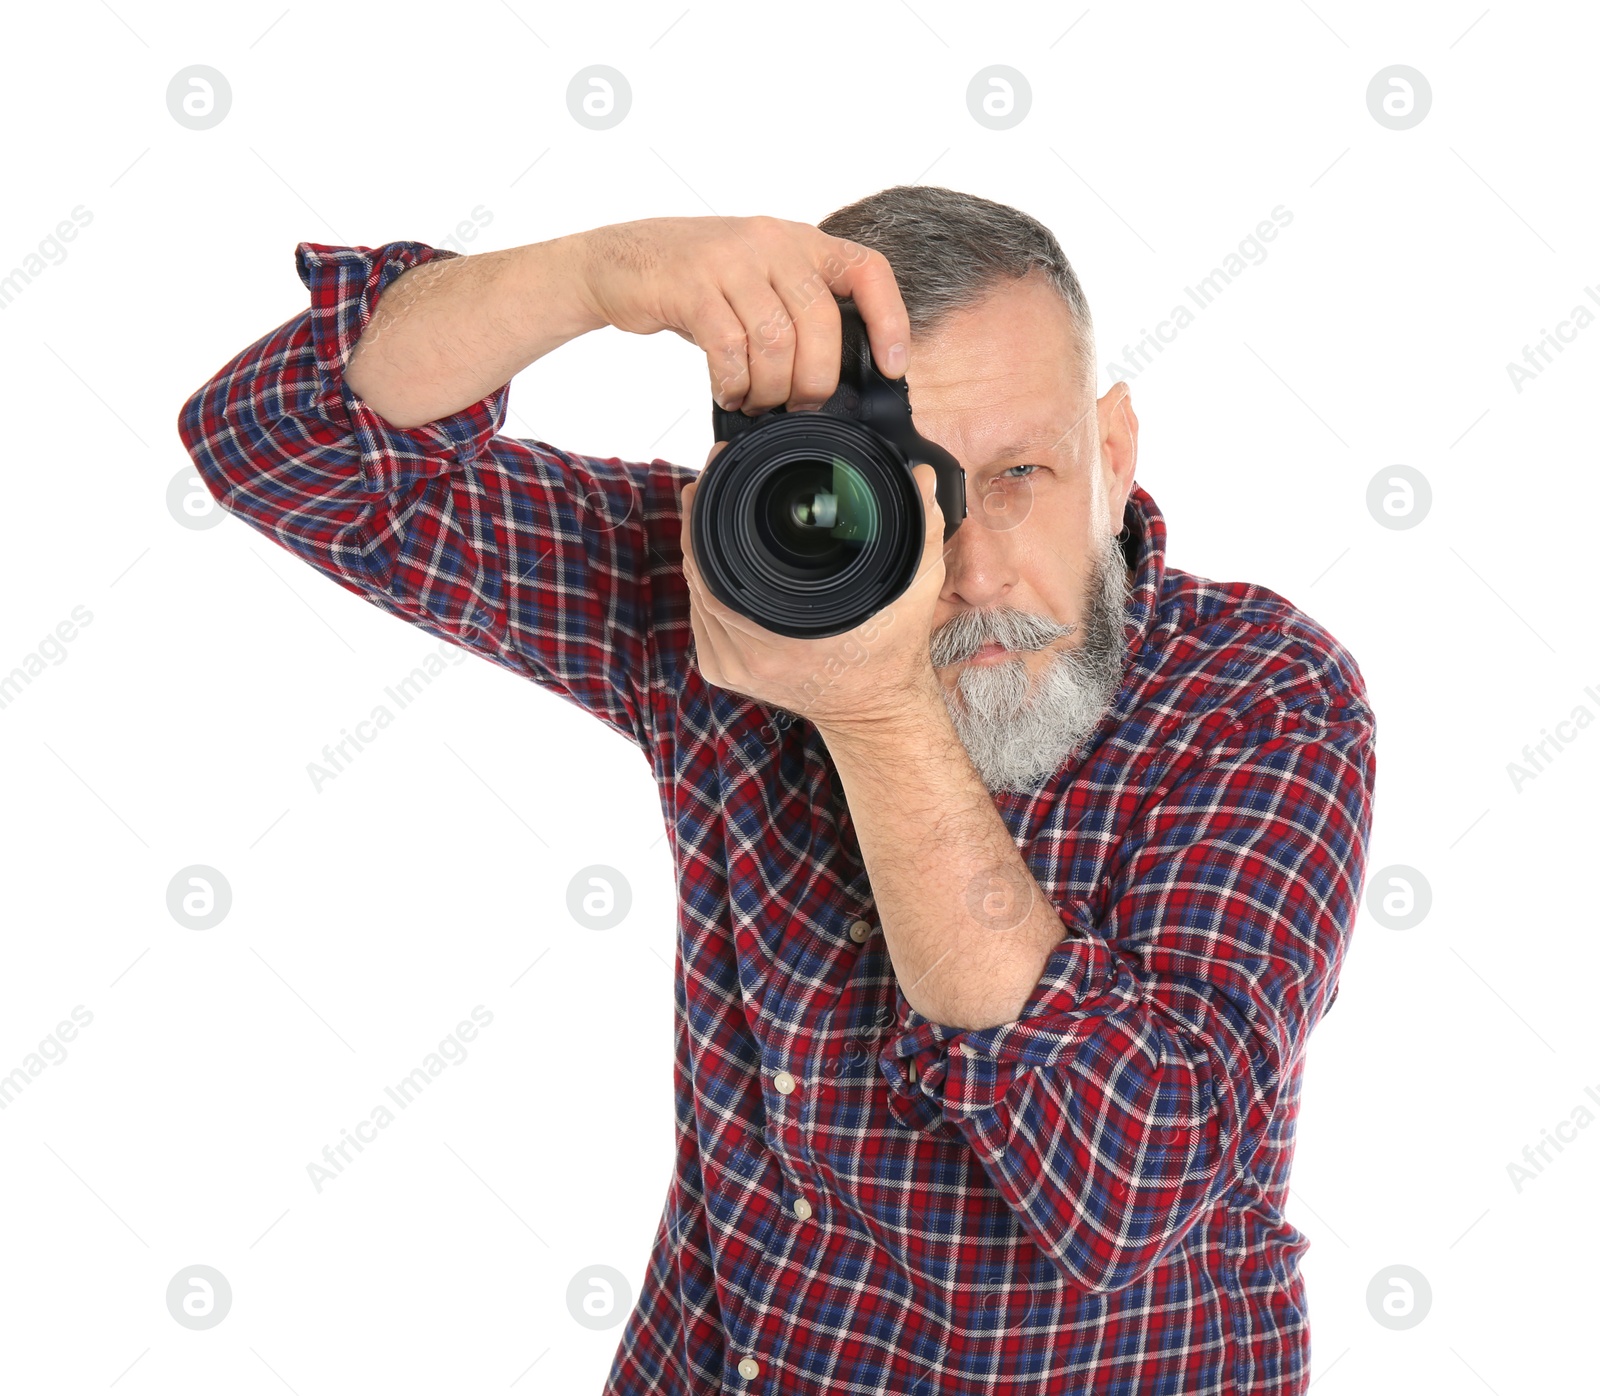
[2,0,1595,1391]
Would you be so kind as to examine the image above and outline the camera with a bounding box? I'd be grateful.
[688,298,967,640]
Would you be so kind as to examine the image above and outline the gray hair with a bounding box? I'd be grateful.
[817,184,1096,391]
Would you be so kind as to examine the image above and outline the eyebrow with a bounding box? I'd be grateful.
[985,431,1063,463]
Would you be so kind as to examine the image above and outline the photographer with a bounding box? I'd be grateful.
[179,185,1374,1396]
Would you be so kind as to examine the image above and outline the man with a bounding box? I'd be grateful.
[178,184,1376,1395]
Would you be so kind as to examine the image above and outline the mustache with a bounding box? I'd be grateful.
[929,606,1077,667]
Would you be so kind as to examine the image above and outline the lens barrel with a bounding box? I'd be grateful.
[690,299,966,640]
[692,414,923,639]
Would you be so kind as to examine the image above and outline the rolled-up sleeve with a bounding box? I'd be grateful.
[877,696,1375,1294]
[291,241,509,495]
[176,239,695,754]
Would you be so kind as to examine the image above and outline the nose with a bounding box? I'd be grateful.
[940,485,1021,611]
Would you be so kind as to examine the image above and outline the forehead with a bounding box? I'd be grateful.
[904,274,1088,464]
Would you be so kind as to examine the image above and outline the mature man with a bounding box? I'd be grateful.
[179,184,1376,1395]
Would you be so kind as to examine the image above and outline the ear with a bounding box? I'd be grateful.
[1095,380,1139,527]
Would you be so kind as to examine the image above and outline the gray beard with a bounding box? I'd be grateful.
[928,529,1133,795]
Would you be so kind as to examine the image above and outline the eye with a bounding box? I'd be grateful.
[998,464,1039,480]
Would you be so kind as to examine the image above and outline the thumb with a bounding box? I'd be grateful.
[915,463,943,531]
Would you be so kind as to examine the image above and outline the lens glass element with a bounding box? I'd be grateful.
[754,454,880,571]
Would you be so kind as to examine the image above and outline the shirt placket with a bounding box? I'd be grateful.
[719,902,880,1391]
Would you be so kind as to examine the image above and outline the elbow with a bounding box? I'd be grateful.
[176,379,207,460]
[1045,1233,1176,1298]
[176,380,235,513]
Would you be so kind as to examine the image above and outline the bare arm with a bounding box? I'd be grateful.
[344,216,913,432]
[344,234,605,430]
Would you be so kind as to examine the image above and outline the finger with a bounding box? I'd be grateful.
[689,291,752,410]
[681,476,772,641]
[912,464,948,587]
[916,463,944,535]
[686,580,728,677]
[680,527,743,679]
[768,262,842,410]
[686,579,731,680]
[722,275,797,415]
[815,236,910,380]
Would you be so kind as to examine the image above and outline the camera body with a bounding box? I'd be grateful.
[691,298,967,640]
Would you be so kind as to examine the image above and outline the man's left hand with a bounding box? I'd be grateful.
[679,443,948,738]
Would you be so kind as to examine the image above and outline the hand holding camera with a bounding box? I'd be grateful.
[580,215,968,641]
[576,213,913,414]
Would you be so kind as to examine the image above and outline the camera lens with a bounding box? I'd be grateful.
[690,416,923,639]
[754,455,880,569]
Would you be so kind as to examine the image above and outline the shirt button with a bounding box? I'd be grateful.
[773,1071,796,1095]
[737,1356,761,1379]
[792,1196,813,1221]
[848,919,873,943]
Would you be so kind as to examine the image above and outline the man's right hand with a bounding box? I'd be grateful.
[345,215,909,434]
[574,215,911,416]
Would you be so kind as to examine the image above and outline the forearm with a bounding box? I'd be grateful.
[345,231,607,430]
[821,694,1071,1032]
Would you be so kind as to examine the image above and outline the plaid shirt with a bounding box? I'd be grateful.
[178,239,1377,1396]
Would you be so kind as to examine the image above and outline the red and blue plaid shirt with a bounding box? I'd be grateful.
[179,239,1377,1395]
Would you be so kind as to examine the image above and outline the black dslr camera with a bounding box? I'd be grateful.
[688,298,967,640]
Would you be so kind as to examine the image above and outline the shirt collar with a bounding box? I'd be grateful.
[828,481,1171,838]
[1119,480,1166,663]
